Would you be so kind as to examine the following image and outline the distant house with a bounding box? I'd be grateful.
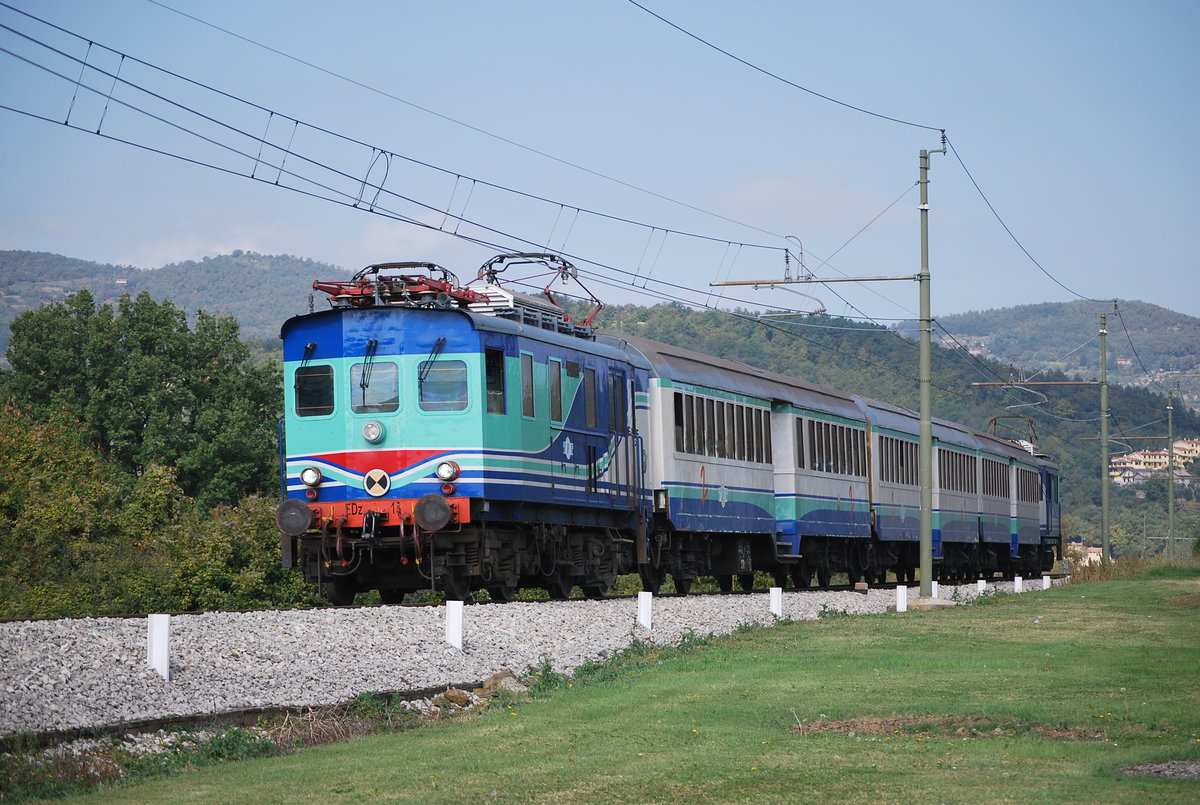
[1067,542,1104,566]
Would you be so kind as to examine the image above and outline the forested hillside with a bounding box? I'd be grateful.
[0,250,342,355]
[918,300,1200,408]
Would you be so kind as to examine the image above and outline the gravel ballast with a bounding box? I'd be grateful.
[0,582,1039,737]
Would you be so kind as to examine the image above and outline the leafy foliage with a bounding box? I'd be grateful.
[1,290,279,507]
[0,290,310,618]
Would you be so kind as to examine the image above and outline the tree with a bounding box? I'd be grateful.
[2,292,280,507]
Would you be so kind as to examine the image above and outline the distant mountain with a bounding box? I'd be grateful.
[0,250,347,355]
[899,300,1200,411]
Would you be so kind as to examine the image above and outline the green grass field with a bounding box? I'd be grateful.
[43,566,1200,803]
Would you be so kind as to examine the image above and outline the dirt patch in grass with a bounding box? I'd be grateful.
[789,714,1108,741]
[1122,760,1200,779]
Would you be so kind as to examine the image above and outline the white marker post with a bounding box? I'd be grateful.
[637,591,653,631]
[896,585,908,613]
[931,580,939,598]
[1042,575,1051,591]
[1014,576,1024,593]
[445,600,464,650]
[977,579,986,595]
[769,587,783,617]
[147,614,170,682]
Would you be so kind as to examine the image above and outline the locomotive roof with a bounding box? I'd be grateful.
[281,305,651,369]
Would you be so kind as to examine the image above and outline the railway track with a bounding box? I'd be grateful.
[0,573,1069,626]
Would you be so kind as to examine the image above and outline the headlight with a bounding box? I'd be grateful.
[435,461,460,481]
[362,420,385,443]
[300,466,323,487]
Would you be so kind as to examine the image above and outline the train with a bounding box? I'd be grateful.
[275,253,1062,604]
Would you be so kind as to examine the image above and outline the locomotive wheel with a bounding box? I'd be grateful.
[772,571,790,589]
[792,561,812,589]
[816,568,832,588]
[326,579,356,606]
[486,584,516,603]
[582,584,608,599]
[545,568,573,600]
[440,570,471,602]
[378,588,405,605]
[716,574,734,593]
[639,563,663,595]
[737,573,755,592]
[672,574,693,596]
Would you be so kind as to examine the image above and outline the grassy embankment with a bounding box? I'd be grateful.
[32,563,1200,803]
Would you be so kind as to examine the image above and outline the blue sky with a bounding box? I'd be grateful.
[1,0,1197,323]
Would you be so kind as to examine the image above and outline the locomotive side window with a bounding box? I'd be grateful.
[350,361,399,414]
[418,359,468,411]
[550,359,563,422]
[295,365,334,416]
[584,368,597,429]
[609,371,626,432]
[485,348,506,414]
[521,353,536,418]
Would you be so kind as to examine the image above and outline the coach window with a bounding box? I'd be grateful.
[584,368,597,429]
[683,394,696,453]
[676,391,686,451]
[521,353,535,418]
[550,359,563,422]
[735,406,747,461]
[350,361,399,414]
[418,359,468,411]
[795,417,805,469]
[485,348,506,414]
[724,402,736,459]
[295,365,334,416]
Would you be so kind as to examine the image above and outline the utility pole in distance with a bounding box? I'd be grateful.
[1167,388,1175,560]
[1100,312,1110,561]
[918,145,946,598]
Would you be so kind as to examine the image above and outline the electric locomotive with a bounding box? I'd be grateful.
[275,254,653,603]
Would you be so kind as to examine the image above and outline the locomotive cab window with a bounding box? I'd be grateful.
[350,361,399,414]
[549,359,563,422]
[521,353,536,418]
[419,359,468,411]
[609,371,626,432]
[485,348,506,414]
[584,368,598,429]
[295,365,334,417]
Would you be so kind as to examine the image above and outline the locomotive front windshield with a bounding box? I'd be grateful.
[418,359,468,412]
[350,361,399,413]
[295,365,334,416]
